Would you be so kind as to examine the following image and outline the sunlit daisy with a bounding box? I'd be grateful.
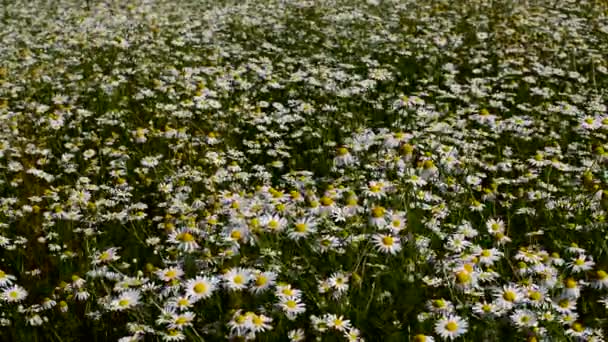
[222,268,252,291]
[185,276,218,301]
[373,234,402,255]
[434,315,468,340]
[110,290,140,311]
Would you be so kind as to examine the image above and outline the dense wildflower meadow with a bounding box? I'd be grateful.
[1,0,608,340]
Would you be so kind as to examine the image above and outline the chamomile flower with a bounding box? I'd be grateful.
[168,312,195,330]
[373,234,402,255]
[222,268,252,291]
[495,284,523,309]
[275,284,302,300]
[562,277,582,298]
[261,214,287,233]
[567,254,595,273]
[110,290,140,311]
[287,217,317,240]
[247,313,272,333]
[93,247,121,265]
[287,328,306,342]
[0,269,16,286]
[472,301,500,317]
[369,206,388,227]
[510,309,538,328]
[427,298,454,315]
[329,272,350,295]
[334,147,356,167]
[413,334,435,342]
[326,314,351,332]
[554,295,577,314]
[525,286,549,308]
[185,276,218,301]
[168,228,199,252]
[475,247,503,266]
[161,329,185,341]
[592,270,608,290]
[486,218,505,235]
[278,297,306,319]
[156,267,184,283]
[227,310,249,336]
[363,180,389,199]
[434,315,468,340]
[2,285,28,303]
[344,327,363,342]
[387,211,407,233]
[166,296,193,311]
[250,270,277,294]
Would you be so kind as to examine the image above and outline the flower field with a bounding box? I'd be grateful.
[1,0,608,340]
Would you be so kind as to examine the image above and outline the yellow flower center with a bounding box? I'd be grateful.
[413,334,427,342]
[503,291,516,302]
[255,275,267,286]
[456,271,471,284]
[178,232,194,242]
[433,299,445,308]
[565,278,577,289]
[481,250,491,257]
[118,299,130,307]
[193,283,207,294]
[178,298,189,306]
[230,230,241,239]
[268,220,279,229]
[445,321,458,332]
[598,270,607,279]
[382,236,394,246]
[233,275,244,284]
[369,184,381,193]
[285,300,297,309]
[175,317,188,325]
[252,315,263,326]
[320,196,334,206]
[400,144,413,155]
[371,206,385,218]
[528,291,541,301]
[337,147,349,156]
[295,223,307,232]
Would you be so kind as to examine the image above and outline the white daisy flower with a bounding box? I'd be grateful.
[434,315,468,340]
[222,268,252,291]
[110,290,140,311]
[185,276,218,301]
[2,285,28,303]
